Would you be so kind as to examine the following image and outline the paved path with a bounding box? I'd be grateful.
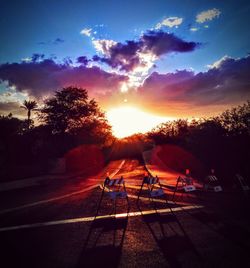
[0,158,250,267]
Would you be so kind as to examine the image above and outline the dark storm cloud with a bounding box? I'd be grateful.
[0,57,127,99]
[138,55,250,108]
[94,30,200,71]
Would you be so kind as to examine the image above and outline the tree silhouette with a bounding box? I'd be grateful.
[21,100,38,129]
[146,101,250,182]
[39,86,112,144]
[220,100,250,135]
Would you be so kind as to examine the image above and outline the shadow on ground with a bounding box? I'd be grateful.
[76,217,128,267]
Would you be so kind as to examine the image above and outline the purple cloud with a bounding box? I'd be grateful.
[1,52,249,119]
[137,55,250,115]
[93,30,200,72]
[141,31,198,56]
[0,57,127,99]
[93,40,142,72]
[77,56,90,66]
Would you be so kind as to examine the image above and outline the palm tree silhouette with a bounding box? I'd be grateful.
[21,100,38,129]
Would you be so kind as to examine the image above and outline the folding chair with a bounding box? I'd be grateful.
[174,176,196,192]
[173,169,195,192]
[95,176,129,217]
[203,169,222,192]
[83,177,129,266]
[137,174,166,203]
[236,174,249,191]
[171,169,197,202]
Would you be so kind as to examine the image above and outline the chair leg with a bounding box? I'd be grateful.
[159,182,168,205]
[137,183,144,203]
[114,198,117,215]
[122,182,130,209]
[172,177,180,201]
[94,186,105,219]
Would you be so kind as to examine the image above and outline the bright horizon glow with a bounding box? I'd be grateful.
[106,106,172,138]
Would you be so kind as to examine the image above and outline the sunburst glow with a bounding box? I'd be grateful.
[106,106,171,138]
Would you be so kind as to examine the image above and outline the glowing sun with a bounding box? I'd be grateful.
[106,106,170,138]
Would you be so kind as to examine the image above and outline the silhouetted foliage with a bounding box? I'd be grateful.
[105,133,151,161]
[220,100,250,135]
[0,114,43,180]
[0,97,249,183]
[20,100,38,129]
[0,113,23,138]
[147,101,250,183]
[39,86,110,136]
[0,87,114,181]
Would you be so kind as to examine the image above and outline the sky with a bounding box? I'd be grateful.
[0,0,250,136]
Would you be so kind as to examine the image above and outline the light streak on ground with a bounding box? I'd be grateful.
[0,205,204,232]
[0,184,98,215]
[0,160,125,215]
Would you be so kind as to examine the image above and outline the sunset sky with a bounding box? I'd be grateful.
[0,0,250,136]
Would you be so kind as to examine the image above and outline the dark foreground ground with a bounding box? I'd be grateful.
[1,159,250,268]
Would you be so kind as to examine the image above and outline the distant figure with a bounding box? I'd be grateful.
[204,168,222,192]
[185,168,193,185]
[204,168,214,187]
[174,168,196,193]
[236,173,250,191]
